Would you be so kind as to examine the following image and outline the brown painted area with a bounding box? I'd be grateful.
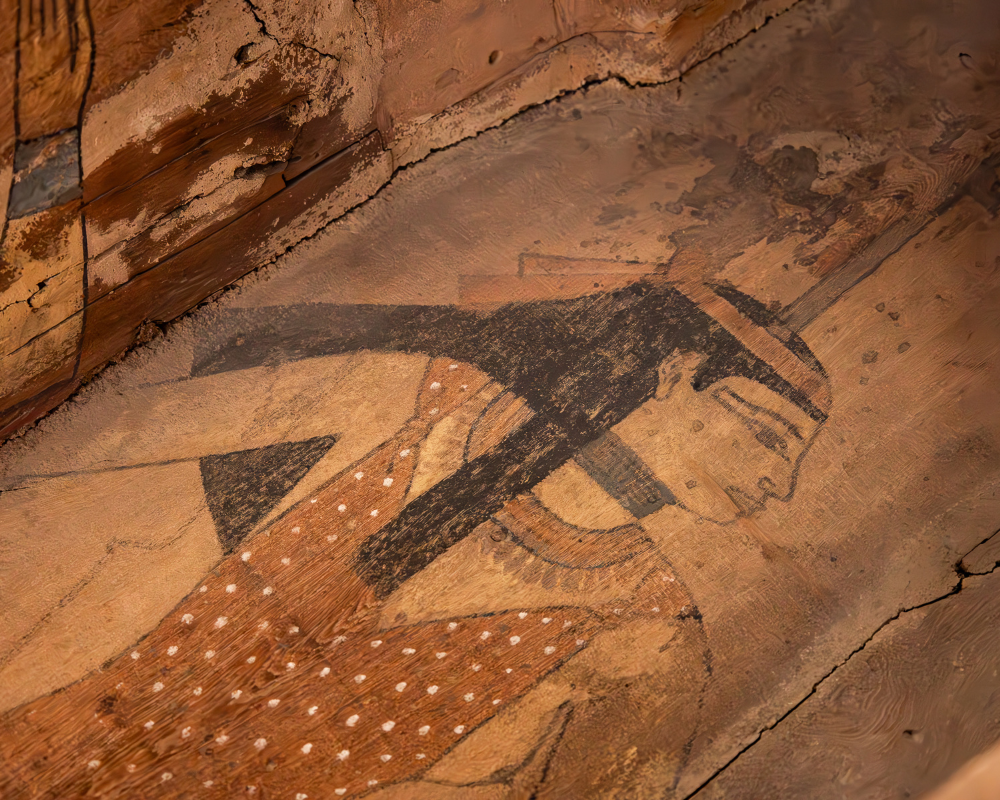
[284,101,369,183]
[87,170,287,299]
[86,0,207,108]
[12,199,79,262]
[0,312,81,409]
[78,132,389,376]
[0,0,786,436]
[0,1,999,796]
[0,376,75,441]
[82,56,313,205]
[15,0,93,141]
[84,105,299,257]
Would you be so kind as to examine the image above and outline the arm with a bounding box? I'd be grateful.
[191,302,486,377]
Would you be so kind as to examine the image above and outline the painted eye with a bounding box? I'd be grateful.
[754,426,788,458]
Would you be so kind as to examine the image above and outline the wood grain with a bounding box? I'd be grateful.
[77,132,390,377]
[0,0,998,797]
[695,563,1000,800]
[0,360,696,797]
[0,0,798,434]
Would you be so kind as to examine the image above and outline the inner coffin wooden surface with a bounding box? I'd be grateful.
[0,0,999,797]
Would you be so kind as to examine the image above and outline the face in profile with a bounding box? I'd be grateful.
[617,349,825,524]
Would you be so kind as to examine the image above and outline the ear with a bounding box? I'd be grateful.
[655,349,703,401]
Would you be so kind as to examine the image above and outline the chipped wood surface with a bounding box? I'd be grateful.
[0,0,998,797]
[0,0,784,436]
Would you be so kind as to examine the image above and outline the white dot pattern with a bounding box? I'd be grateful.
[0,360,686,800]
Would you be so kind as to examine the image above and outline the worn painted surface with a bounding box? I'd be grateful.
[0,0,998,796]
[0,0,783,439]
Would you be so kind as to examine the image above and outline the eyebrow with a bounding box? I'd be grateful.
[711,387,804,440]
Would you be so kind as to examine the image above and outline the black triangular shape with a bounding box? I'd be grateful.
[201,435,338,554]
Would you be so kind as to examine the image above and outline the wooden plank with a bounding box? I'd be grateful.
[77,131,390,376]
[0,0,999,798]
[0,376,76,440]
[86,169,287,299]
[695,561,1000,800]
[86,0,205,108]
[82,56,313,204]
[84,108,298,264]
[15,0,92,141]
[0,312,81,409]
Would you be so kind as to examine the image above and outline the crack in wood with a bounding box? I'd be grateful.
[682,553,1000,799]
[0,0,808,445]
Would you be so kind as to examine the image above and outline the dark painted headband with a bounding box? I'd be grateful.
[670,278,832,417]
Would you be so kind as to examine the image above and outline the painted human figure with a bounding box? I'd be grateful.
[0,276,830,798]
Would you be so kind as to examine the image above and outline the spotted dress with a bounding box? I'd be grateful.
[0,359,691,799]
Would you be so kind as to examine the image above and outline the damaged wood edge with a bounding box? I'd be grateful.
[0,0,808,446]
[387,0,801,167]
[0,263,77,318]
[682,529,1000,800]
[0,377,78,442]
[242,0,344,63]
[83,99,305,211]
[102,130,384,294]
[958,526,1000,576]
